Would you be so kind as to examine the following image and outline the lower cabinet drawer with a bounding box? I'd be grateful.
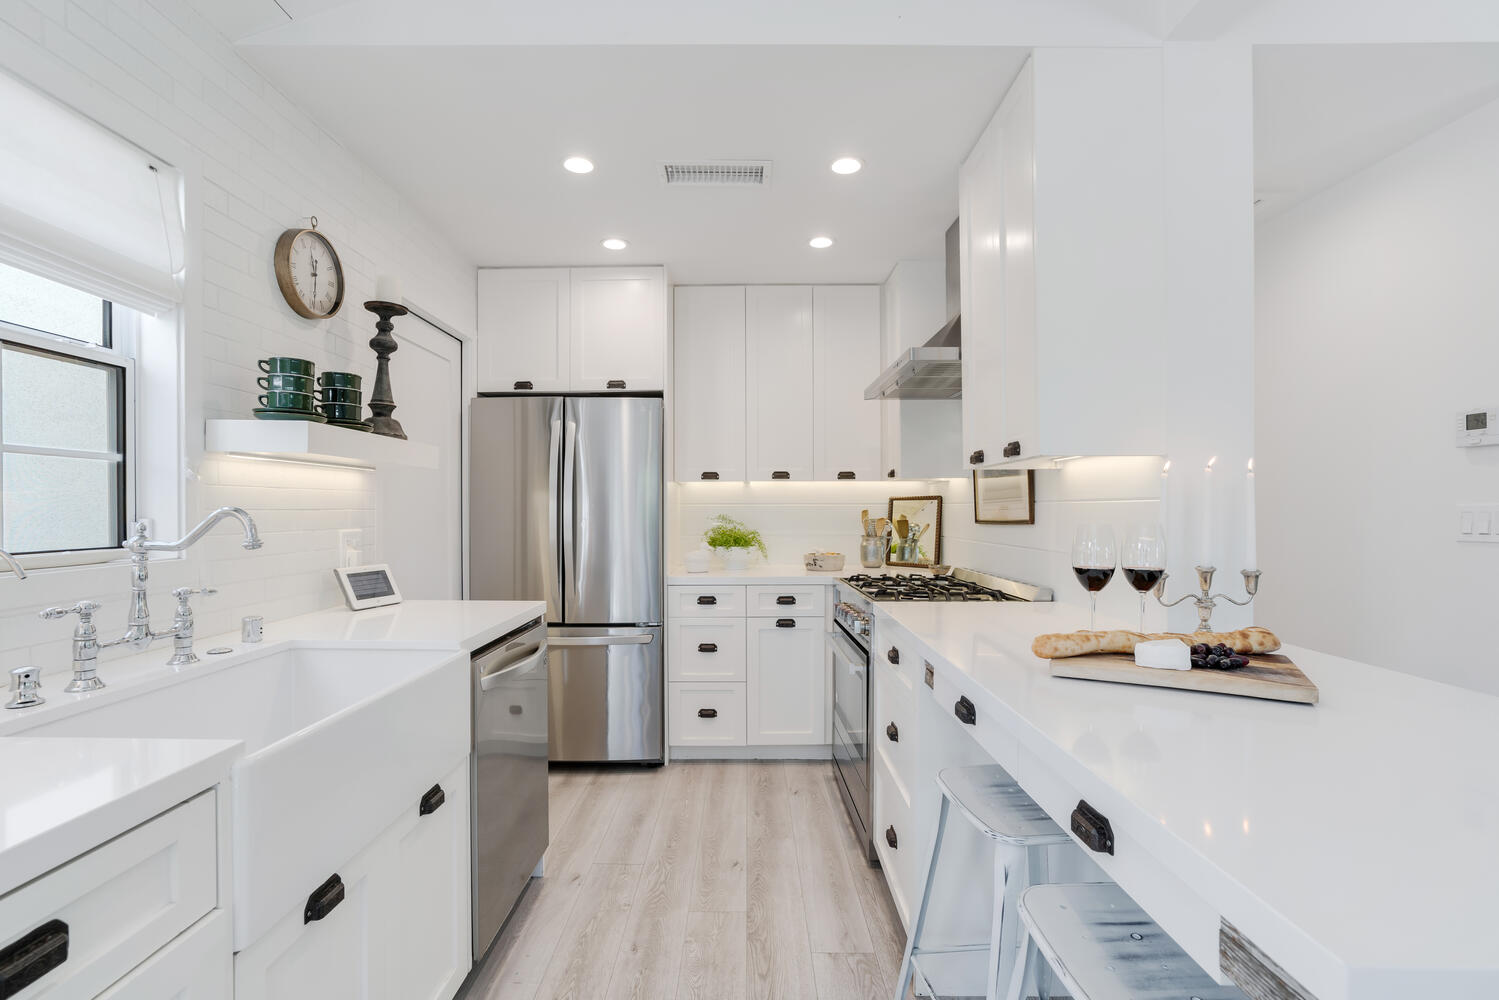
[668,618,747,682]
[97,910,232,1000]
[0,791,218,1000]
[669,586,746,618]
[874,660,916,802]
[871,754,918,930]
[746,585,827,617]
[668,682,747,747]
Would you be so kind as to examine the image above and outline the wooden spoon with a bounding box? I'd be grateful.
[895,516,909,539]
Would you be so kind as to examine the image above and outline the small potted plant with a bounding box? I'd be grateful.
[703,514,767,570]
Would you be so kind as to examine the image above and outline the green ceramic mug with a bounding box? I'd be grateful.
[259,390,314,410]
[318,402,363,422]
[319,386,362,405]
[317,371,362,390]
[258,356,315,376]
[257,373,314,393]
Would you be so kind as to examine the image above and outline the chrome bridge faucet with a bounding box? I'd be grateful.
[40,507,261,690]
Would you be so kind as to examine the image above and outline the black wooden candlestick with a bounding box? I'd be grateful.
[363,299,408,439]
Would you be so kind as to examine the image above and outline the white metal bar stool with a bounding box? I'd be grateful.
[894,766,1073,1000]
[1011,883,1248,1000]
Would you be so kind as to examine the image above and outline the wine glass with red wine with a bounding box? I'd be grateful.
[1071,524,1116,631]
[1121,523,1167,632]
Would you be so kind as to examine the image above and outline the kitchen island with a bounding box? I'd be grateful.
[873,600,1498,1000]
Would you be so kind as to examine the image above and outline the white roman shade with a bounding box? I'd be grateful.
[0,71,185,315]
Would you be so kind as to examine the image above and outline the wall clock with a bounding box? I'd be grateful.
[273,217,344,319]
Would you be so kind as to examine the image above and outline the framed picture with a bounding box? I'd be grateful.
[886,495,942,568]
[972,469,1035,525]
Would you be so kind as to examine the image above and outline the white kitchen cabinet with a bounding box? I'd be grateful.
[746,616,828,745]
[812,285,882,481]
[880,260,962,479]
[477,268,571,393]
[235,756,470,1000]
[745,285,814,481]
[570,267,667,391]
[96,911,232,1000]
[477,267,666,393]
[674,285,747,481]
[668,682,748,747]
[668,617,747,682]
[960,52,1166,468]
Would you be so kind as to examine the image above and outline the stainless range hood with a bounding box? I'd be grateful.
[865,218,962,400]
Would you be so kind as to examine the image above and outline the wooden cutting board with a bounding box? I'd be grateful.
[1048,652,1318,704]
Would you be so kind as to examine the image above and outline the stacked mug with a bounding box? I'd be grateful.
[316,371,366,430]
[254,357,368,430]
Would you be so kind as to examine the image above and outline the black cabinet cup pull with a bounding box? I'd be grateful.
[837,471,856,480]
[969,449,985,464]
[606,379,627,389]
[885,826,898,849]
[697,708,718,719]
[888,468,896,478]
[696,595,717,605]
[304,874,345,924]
[771,471,791,480]
[775,595,797,605]
[0,919,69,997]
[701,471,720,481]
[697,642,718,653]
[886,722,899,742]
[954,695,977,725]
[419,783,446,816]
[886,646,900,665]
[1004,440,1021,457]
[1070,800,1115,855]
[513,380,533,391]
[775,618,796,628]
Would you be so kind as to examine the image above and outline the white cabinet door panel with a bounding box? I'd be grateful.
[674,285,746,482]
[669,618,747,682]
[812,285,882,481]
[391,758,470,1000]
[570,267,665,391]
[669,682,748,746]
[745,286,814,481]
[477,268,571,393]
[959,110,1006,470]
[97,911,232,1000]
[746,616,827,744]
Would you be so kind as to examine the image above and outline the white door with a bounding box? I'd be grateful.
[745,286,814,481]
[674,285,747,482]
[476,268,570,392]
[376,312,463,599]
[747,616,827,744]
[812,285,882,481]
[959,107,1006,469]
[569,267,665,391]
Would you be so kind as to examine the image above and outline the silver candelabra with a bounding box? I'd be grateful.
[1154,566,1261,633]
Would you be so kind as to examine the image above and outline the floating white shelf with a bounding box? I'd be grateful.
[204,419,438,470]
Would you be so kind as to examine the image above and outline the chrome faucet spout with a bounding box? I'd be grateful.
[129,506,263,554]
[0,549,26,581]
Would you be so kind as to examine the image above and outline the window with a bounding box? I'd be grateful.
[0,261,132,557]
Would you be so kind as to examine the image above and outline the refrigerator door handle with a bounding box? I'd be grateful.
[549,634,655,647]
[547,416,563,614]
[561,415,578,614]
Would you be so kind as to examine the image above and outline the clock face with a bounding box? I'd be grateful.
[274,228,344,319]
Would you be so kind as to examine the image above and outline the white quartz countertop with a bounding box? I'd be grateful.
[668,564,843,586]
[0,599,542,895]
[0,737,239,892]
[878,600,1499,997]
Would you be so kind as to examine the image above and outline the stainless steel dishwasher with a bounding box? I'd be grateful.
[472,615,549,961]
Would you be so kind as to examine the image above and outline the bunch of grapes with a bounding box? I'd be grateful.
[1190,642,1249,670]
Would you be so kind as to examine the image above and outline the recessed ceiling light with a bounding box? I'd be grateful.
[563,156,594,174]
[601,237,628,251]
[830,157,863,175]
[808,236,834,249]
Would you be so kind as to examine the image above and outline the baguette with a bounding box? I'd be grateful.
[1031,627,1280,660]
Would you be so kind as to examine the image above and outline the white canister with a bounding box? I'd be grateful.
[683,549,712,573]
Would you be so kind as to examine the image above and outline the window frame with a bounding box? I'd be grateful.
[0,310,136,569]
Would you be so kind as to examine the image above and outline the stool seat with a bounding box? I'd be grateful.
[936,766,1071,846]
[1017,883,1247,1000]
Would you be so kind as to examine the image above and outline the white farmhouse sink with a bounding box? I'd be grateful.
[14,642,469,949]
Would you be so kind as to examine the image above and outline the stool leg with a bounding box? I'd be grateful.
[894,796,950,1000]
[1028,847,1052,1000]
[1004,938,1039,1000]
[987,843,1026,1000]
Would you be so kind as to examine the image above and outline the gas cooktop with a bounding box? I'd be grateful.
[839,568,1053,603]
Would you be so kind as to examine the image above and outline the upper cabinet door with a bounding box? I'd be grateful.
[958,98,1007,470]
[745,286,814,481]
[674,286,747,482]
[812,285,882,481]
[997,61,1038,461]
[477,268,571,393]
[569,267,666,392]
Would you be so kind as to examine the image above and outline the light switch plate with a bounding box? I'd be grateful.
[1457,505,1499,543]
[338,528,364,566]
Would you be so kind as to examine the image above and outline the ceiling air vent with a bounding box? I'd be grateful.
[660,160,772,187]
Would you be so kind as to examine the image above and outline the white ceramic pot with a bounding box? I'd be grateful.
[721,547,753,570]
[683,549,712,573]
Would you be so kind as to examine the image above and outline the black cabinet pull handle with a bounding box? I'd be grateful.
[697,707,718,719]
[513,380,533,391]
[697,642,718,653]
[304,874,345,924]
[886,722,899,742]
[969,449,984,464]
[837,471,855,480]
[701,471,720,480]
[775,595,797,605]
[771,471,790,480]
[1004,440,1021,458]
[696,595,717,605]
[886,646,900,665]
[888,468,896,478]
[0,919,69,997]
[954,695,976,725]
[1071,800,1115,855]
[419,783,446,817]
[509,704,523,715]
[606,379,627,389]
[885,826,898,849]
[775,618,796,628]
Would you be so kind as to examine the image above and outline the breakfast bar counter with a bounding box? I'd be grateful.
[877,600,1498,1000]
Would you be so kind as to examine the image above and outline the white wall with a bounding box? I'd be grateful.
[0,0,474,680]
[1256,96,1499,693]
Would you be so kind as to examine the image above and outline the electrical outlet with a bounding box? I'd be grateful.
[338,528,364,567]
[1456,505,1499,543]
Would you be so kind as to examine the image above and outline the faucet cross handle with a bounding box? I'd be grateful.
[41,600,101,624]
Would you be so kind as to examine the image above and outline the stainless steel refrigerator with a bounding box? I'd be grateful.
[470,395,664,763]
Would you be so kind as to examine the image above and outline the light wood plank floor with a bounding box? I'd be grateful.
[464,761,910,1000]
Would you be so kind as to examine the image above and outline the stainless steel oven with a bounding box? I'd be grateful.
[830,584,876,862]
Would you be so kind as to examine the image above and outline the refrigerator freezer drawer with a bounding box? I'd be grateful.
[548,626,664,762]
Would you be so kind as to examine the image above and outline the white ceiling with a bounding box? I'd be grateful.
[241,45,1030,282]
[1254,44,1499,214]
